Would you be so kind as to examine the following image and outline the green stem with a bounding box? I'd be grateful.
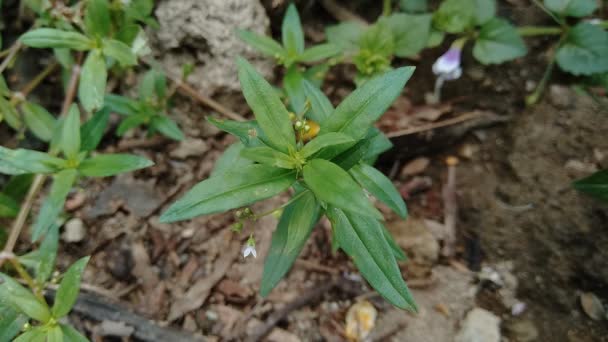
[252,190,308,220]
[9,258,44,301]
[517,26,563,36]
[382,0,391,17]
[526,54,556,106]
[531,0,565,27]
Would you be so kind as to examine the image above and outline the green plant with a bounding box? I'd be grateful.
[160,57,417,311]
[573,170,608,202]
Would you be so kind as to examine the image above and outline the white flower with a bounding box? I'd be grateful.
[243,235,257,258]
[432,45,463,81]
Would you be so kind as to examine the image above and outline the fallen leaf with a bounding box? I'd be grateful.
[580,292,606,321]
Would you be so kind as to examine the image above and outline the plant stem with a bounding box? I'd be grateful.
[517,26,563,36]
[252,190,308,220]
[526,55,556,106]
[0,41,22,74]
[61,53,83,115]
[531,0,565,27]
[9,258,44,300]
[9,61,59,106]
[382,0,391,17]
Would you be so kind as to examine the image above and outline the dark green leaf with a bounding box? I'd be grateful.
[150,115,184,141]
[433,0,475,34]
[326,22,365,52]
[299,132,354,159]
[384,14,432,58]
[160,164,296,222]
[382,224,407,261]
[80,108,110,152]
[303,159,382,220]
[79,50,107,113]
[0,304,27,342]
[78,154,153,177]
[474,0,496,25]
[240,146,296,169]
[261,190,320,296]
[237,58,296,153]
[302,80,333,123]
[473,18,527,64]
[556,23,608,76]
[326,207,416,310]
[60,324,89,342]
[116,113,147,136]
[0,75,9,97]
[0,193,19,218]
[210,142,253,177]
[20,29,92,51]
[21,102,56,142]
[319,67,414,140]
[207,117,268,147]
[237,29,285,58]
[32,169,77,241]
[0,96,22,130]
[3,174,34,201]
[573,169,608,202]
[363,128,392,161]
[61,105,81,159]
[0,274,51,322]
[349,163,407,218]
[544,0,597,17]
[35,224,59,284]
[84,0,111,37]
[0,147,64,175]
[52,257,90,318]
[102,39,137,66]
[282,3,305,56]
[399,0,427,13]
[284,66,306,114]
[297,44,341,63]
[104,94,140,116]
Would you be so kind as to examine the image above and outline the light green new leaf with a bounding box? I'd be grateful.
[573,169,608,202]
[80,108,110,152]
[240,146,295,169]
[261,190,320,296]
[302,80,333,123]
[282,3,305,55]
[102,39,137,66]
[237,57,296,153]
[210,142,253,177]
[21,102,56,142]
[544,0,597,17]
[384,13,432,58]
[237,29,285,57]
[116,113,147,136]
[13,328,47,342]
[326,22,365,53]
[303,159,382,220]
[433,0,475,34]
[474,0,496,25]
[297,44,341,63]
[78,154,153,177]
[319,67,414,140]
[84,0,111,37]
[556,23,608,76]
[0,274,51,322]
[79,50,107,113]
[326,207,416,310]
[0,304,28,342]
[46,326,64,342]
[473,18,527,65]
[61,105,81,159]
[52,256,90,318]
[60,324,89,342]
[0,193,19,217]
[32,169,78,241]
[20,28,92,51]
[0,147,64,175]
[350,163,407,218]
[160,164,296,222]
[35,224,59,284]
[299,132,354,159]
[151,115,184,141]
[104,94,140,116]
[139,69,165,101]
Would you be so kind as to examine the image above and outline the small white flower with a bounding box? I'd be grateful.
[243,235,257,258]
[432,45,463,81]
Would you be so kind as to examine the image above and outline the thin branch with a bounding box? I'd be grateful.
[61,53,84,115]
[10,61,59,106]
[0,41,22,74]
[385,111,485,138]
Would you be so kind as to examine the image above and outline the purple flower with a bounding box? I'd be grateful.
[433,40,465,81]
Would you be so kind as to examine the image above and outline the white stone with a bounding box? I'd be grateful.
[455,308,501,342]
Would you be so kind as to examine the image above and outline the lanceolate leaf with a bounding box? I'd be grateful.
[297,44,341,63]
[102,39,137,66]
[473,18,527,65]
[20,28,93,51]
[282,3,305,56]
[261,190,320,296]
[150,115,184,141]
[237,29,285,57]
[299,132,354,159]
[573,169,608,202]
[303,159,382,220]
[0,96,22,130]
[319,67,414,140]
[60,324,89,342]
[116,113,147,136]
[13,328,46,342]
[79,50,107,113]
[46,326,64,342]
[350,163,407,218]
[207,117,269,148]
[240,146,295,169]
[21,102,56,142]
[61,105,81,159]
[302,80,333,123]
[326,207,416,310]
[382,224,407,261]
[0,274,51,323]
[84,0,111,37]
[104,94,140,116]
[283,66,307,114]
[0,147,64,175]
[210,142,253,177]
[80,108,110,152]
[35,224,59,284]
[237,58,296,153]
[52,257,90,318]
[78,154,153,177]
[160,164,296,222]
[556,23,608,76]
[32,169,78,241]
[0,304,27,342]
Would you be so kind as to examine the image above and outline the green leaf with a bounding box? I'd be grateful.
[20,29,92,51]
[0,274,51,322]
[150,115,184,141]
[236,29,285,58]
[363,128,393,161]
[102,39,137,66]
[326,207,416,310]
[160,164,296,222]
[61,105,81,159]
[52,256,90,318]
[84,0,111,37]
[433,0,475,34]
[319,67,414,140]
[80,108,110,152]
[399,0,427,13]
[299,132,354,159]
[116,113,147,136]
[236,57,296,153]
[284,66,306,114]
[282,3,305,56]
[0,96,22,130]
[104,94,140,116]
[54,48,74,69]
[573,169,608,202]
[473,18,527,65]
[0,147,64,175]
[326,22,365,52]
[0,75,10,97]
[210,142,253,177]
[0,193,19,218]
[0,304,28,342]
[384,14,432,58]
[13,327,47,342]
[35,224,59,284]
[474,0,496,25]
[139,69,165,101]
[556,23,608,76]
[79,50,107,113]
[240,146,296,169]
[301,80,333,123]
[78,154,153,177]
[21,102,56,142]
[3,174,34,201]
[297,44,341,63]
[303,159,382,220]
[358,22,395,57]
[47,325,64,342]
[60,324,89,342]
[349,163,407,218]
[207,117,268,147]
[32,169,77,241]
[261,190,320,296]
[544,0,597,17]
[382,224,407,261]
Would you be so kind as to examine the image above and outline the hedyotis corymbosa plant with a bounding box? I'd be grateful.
[160,57,417,311]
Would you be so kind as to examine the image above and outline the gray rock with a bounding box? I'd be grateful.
[455,308,501,342]
[154,0,274,94]
[62,218,86,243]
